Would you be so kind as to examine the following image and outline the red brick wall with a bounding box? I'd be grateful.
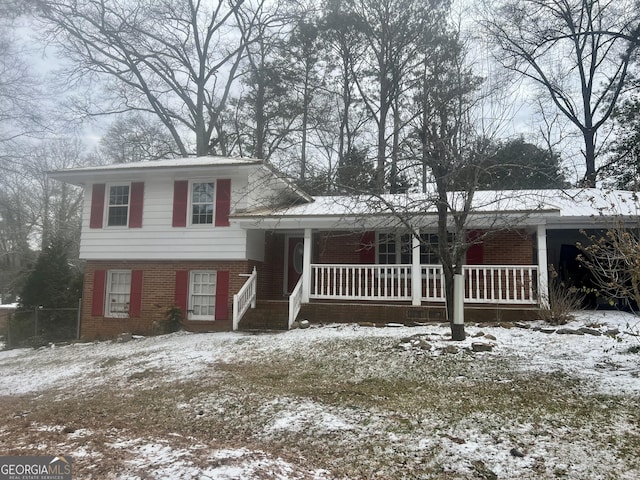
[315,230,534,266]
[482,230,534,265]
[317,232,364,263]
[81,260,259,340]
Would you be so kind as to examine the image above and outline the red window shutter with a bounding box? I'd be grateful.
[215,270,230,321]
[129,182,144,228]
[466,230,484,265]
[174,270,189,317]
[129,270,143,317]
[92,270,106,316]
[89,184,105,229]
[172,180,189,227]
[359,231,376,264]
[215,179,231,227]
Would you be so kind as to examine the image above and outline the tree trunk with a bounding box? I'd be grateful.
[375,98,388,193]
[583,128,597,187]
[255,75,266,160]
[300,66,311,182]
[389,97,401,193]
[435,152,466,341]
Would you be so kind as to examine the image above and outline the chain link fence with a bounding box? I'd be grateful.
[4,303,81,349]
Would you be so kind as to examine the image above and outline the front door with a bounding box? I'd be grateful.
[286,237,304,294]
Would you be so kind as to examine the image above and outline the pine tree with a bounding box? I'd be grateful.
[19,238,82,309]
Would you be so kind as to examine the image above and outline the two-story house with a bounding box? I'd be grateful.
[50,156,639,339]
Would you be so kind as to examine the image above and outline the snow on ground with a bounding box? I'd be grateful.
[1,310,638,397]
[1,310,639,479]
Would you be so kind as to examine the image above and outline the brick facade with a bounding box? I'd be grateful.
[81,229,536,338]
[317,232,364,264]
[315,229,535,266]
[81,260,260,339]
[482,230,534,265]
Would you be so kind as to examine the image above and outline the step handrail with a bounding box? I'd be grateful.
[288,276,304,329]
[232,267,257,331]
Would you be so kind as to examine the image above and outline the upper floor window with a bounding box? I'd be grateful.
[108,185,130,226]
[191,182,215,225]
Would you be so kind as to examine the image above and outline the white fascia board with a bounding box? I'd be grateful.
[49,163,260,186]
[546,215,638,229]
[232,210,559,231]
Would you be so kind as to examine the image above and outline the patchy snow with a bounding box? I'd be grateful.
[1,310,639,479]
[264,398,355,434]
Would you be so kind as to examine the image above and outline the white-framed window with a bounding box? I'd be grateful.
[189,270,217,320]
[106,270,131,317]
[107,184,130,227]
[378,233,397,264]
[419,233,440,264]
[191,182,215,225]
[377,232,440,264]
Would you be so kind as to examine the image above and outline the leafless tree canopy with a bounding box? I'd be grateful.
[36,0,269,156]
[483,0,640,187]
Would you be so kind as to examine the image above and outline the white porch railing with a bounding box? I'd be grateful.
[463,265,538,304]
[288,276,304,329]
[310,264,412,301]
[309,264,538,305]
[232,267,257,331]
[421,265,446,302]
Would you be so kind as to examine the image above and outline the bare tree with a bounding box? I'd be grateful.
[0,164,39,302]
[230,0,300,162]
[321,0,369,188]
[98,113,179,164]
[347,0,449,193]
[35,0,267,156]
[405,23,516,340]
[25,137,86,251]
[483,0,640,187]
[0,135,87,301]
[0,19,44,159]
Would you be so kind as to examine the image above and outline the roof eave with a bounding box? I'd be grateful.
[48,161,263,186]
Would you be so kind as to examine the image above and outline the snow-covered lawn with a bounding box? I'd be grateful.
[0,311,639,479]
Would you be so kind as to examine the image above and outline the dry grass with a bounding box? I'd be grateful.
[0,334,638,479]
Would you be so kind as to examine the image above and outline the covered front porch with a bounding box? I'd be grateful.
[232,225,550,330]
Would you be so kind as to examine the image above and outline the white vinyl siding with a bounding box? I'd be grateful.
[80,176,251,260]
[106,270,131,317]
[189,271,216,320]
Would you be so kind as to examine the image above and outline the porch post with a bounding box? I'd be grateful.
[411,233,421,306]
[537,223,550,308]
[302,228,312,303]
